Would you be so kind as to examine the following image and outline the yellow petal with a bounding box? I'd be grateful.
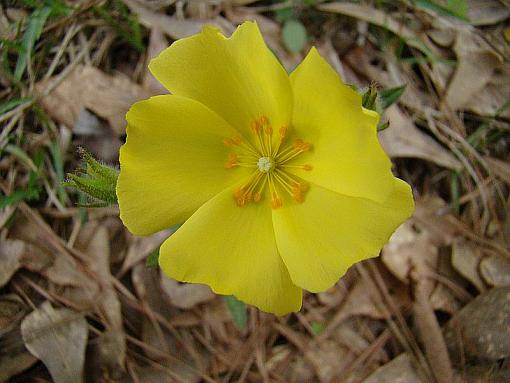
[272,178,414,292]
[289,47,394,203]
[149,21,292,141]
[159,187,302,315]
[117,95,250,236]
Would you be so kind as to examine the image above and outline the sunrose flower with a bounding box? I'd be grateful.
[117,21,414,315]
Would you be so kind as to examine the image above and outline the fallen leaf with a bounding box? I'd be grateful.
[0,295,37,382]
[362,353,423,383]
[21,301,88,383]
[74,221,125,371]
[467,0,510,26]
[160,276,215,310]
[445,30,502,111]
[73,109,121,162]
[413,196,459,246]
[124,0,234,40]
[36,65,150,135]
[0,240,23,287]
[382,221,439,284]
[451,239,485,291]
[120,229,174,274]
[464,62,510,118]
[484,156,510,184]
[317,3,417,43]
[379,105,462,170]
[480,255,510,287]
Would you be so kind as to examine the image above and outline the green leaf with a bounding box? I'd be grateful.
[146,248,160,268]
[0,97,32,115]
[224,296,247,330]
[379,85,406,110]
[282,19,307,53]
[14,6,52,80]
[311,321,324,335]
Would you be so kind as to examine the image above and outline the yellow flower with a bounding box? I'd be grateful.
[117,21,414,315]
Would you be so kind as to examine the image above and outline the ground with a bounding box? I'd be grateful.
[0,0,509,382]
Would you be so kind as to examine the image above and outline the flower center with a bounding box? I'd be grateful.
[257,157,274,173]
[223,116,313,209]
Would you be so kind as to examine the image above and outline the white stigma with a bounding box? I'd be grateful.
[257,157,274,173]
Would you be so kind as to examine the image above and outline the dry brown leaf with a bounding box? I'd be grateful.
[413,196,459,246]
[480,255,510,287]
[304,340,351,382]
[317,3,417,42]
[362,353,423,383]
[382,221,439,284]
[160,276,215,310]
[445,30,502,111]
[467,0,510,26]
[124,0,234,40]
[37,65,150,135]
[121,229,172,274]
[0,295,37,382]
[21,301,88,383]
[464,61,510,118]
[379,106,462,170]
[0,240,23,287]
[451,239,485,291]
[73,109,121,162]
[74,221,125,371]
[484,156,510,184]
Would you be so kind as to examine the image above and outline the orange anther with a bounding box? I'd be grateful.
[271,192,283,209]
[223,138,234,146]
[292,191,303,203]
[253,192,262,202]
[279,126,288,139]
[259,115,269,125]
[303,164,313,171]
[264,125,273,136]
[232,136,242,145]
[251,120,261,133]
[293,139,304,149]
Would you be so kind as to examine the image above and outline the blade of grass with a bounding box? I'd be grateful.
[14,5,52,80]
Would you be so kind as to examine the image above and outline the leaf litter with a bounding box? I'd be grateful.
[0,1,509,382]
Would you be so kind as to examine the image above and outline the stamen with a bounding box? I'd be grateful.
[224,120,313,207]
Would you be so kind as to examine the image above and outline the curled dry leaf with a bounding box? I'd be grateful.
[451,239,485,291]
[74,221,126,372]
[382,221,439,284]
[445,30,502,112]
[124,0,234,40]
[160,276,215,310]
[121,229,173,273]
[0,240,23,287]
[480,255,510,287]
[20,301,88,383]
[362,353,423,383]
[36,65,151,135]
[0,295,37,382]
[467,0,510,26]
[379,106,462,170]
